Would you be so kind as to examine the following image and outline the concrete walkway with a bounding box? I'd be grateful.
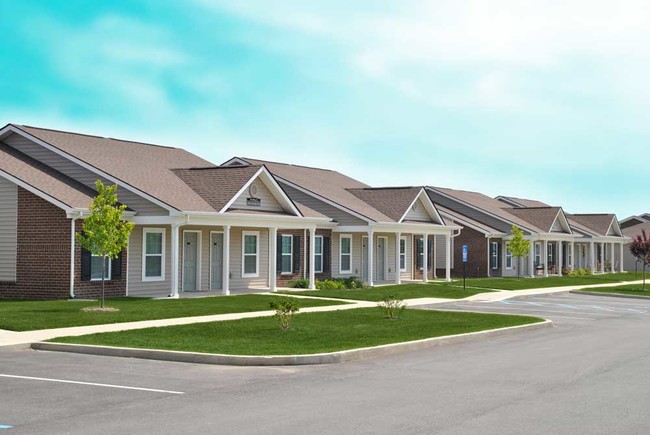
[0,280,643,350]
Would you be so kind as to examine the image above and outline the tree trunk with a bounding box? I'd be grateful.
[643,264,646,292]
[101,255,106,309]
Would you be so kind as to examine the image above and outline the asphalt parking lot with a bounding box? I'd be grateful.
[3,291,650,434]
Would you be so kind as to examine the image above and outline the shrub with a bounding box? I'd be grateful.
[289,279,310,289]
[377,293,407,319]
[268,297,300,331]
[342,277,364,289]
[316,279,346,290]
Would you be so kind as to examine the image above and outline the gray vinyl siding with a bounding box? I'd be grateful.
[127,225,172,296]
[403,198,433,222]
[280,184,368,226]
[229,227,270,289]
[426,189,514,234]
[229,180,284,213]
[3,133,167,216]
[0,178,17,281]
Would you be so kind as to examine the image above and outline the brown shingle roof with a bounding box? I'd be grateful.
[507,207,564,233]
[15,125,217,212]
[568,214,616,236]
[347,187,422,222]
[437,205,502,234]
[0,141,95,208]
[240,158,393,222]
[498,195,551,208]
[623,222,650,238]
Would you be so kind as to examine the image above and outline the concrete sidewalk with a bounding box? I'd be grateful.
[0,280,643,350]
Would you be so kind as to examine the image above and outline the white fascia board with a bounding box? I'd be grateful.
[220,157,251,167]
[333,222,457,234]
[538,233,580,241]
[399,188,445,225]
[607,217,623,237]
[426,186,537,234]
[275,177,374,223]
[161,211,333,229]
[550,209,573,234]
[0,168,73,213]
[1,125,178,214]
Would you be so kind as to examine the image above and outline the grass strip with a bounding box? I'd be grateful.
[0,295,344,332]
[50,307,543,356]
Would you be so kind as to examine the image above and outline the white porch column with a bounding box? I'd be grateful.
[432,235,437,278]
[69,217,77,299]
[222,224,230,295]
[600,242,605,273]
[422,234,428,283]
[269,227,277,291]
[619,243,625,273]
[589,241,596,273]
[557,241,563,276]
[170,223,180,298]
[367,230,374,286]
[528,241,535,277]
[395,232,401,284]
[308,228,316,290]
[445,233,451,282]
[610,242,615,272]
[543,240,548,277]
[570,241,575,271]
[486,238,491,278]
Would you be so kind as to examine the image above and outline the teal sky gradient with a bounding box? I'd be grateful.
[0,0,647,218]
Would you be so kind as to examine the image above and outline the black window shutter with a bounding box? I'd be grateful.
[490,243,496,269]
[497,243,501,269]
[427,237,433,270]
[293,235,301,273]
[81,247,92,281]
[323,236,331,272]
[416,238,423,269]
[111,251,123,280]
[276,234,282,273]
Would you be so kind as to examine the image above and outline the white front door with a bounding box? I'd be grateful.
[210,232,223,290]
[376,237,386,281]
[362,236,369,282]
[183,232,199,291]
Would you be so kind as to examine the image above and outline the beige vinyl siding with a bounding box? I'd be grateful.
[0,178,17,281]
[127,225,172,296]
[281,184,367,226]
[403,198,433,222]
[434,235,446,269]
[229,227,270,289]
[332,233,363,278]
[229,179,284,213]
[3,133,167,216]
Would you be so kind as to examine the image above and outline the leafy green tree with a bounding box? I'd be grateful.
[77,181,134,309]
[507,225,531,279]
[630,229,650,291]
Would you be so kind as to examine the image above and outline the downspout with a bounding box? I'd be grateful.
[69,212,81,299]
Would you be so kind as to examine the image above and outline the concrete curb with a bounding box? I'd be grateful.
[570,290,650,300]
[31,319,551,366]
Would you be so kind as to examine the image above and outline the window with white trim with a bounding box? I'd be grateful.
[548,243,554,265]
[281,235,293,274]
[491,242,498,269]
[242,231,259,277]
[534,243,541,266]
[314,235,323,273]
[505,242,512,269]
[340,235,352,273]
[91,255,111,281]
[143,228,165,281]
[399,237,406,271]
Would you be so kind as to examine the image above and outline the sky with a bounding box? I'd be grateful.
[0,0,648,218]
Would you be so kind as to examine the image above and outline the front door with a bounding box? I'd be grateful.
[210,233,223,290]
[183,232,199,291]
[376,237,385,281]
[362,236,369,282]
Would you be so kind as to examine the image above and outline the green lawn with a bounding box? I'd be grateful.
[0,295,345,332]
[50,307,543,355]
[576,283,650,298]
[281,283,491,302]
[465,272,641,291]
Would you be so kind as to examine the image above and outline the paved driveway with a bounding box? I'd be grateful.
[2,291,650,434]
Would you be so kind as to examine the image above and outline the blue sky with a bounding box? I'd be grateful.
[0,0,647,218]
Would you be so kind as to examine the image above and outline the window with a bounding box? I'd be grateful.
[340,235,352,273]
[417,237,424,269]
[314,236,323,273]
[281,235,293,274]
[505,242,512,269]
[242,231,259,277]
[143,228,165,281]
[91,255,111,281]
[399,237,406,271]
[491,242,499,269]
[568,244,573,268]
[534,243,541,266]
[548,243,554,265]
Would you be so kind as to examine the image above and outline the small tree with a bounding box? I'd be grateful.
[629,229,650,291]
[507,225,531,279]
[269,297,300,330]
[77,181,134,309]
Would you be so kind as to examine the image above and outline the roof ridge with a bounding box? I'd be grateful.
[173,165,258,172]
[243,157,334,173]
[17,124,180,150]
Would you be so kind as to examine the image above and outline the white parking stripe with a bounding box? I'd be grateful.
[457,305,617,317]
[0,374,185,395]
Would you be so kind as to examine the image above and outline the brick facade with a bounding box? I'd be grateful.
[276,229,332,287]
[0,187,127,299]
[451,226,496,278]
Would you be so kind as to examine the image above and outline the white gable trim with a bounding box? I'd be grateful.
[550,209,573,234]
[0,168,73,213]
[273,176,374,223]
[221,157,251,167]
[219,166,302,216]
[399,188,445,225]
[606,217,623,237]
[0,124,178,214]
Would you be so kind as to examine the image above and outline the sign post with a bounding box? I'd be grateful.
[462,245,468,291]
